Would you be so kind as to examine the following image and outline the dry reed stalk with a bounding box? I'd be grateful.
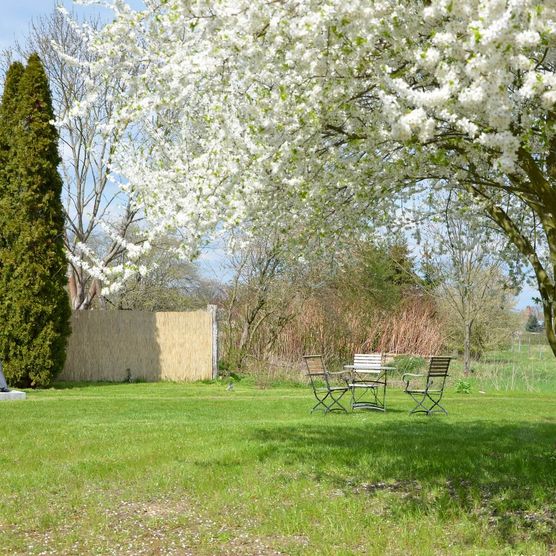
[373,297,445,355]
[221,291,445,374]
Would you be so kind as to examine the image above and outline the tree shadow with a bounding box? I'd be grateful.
[251,419,556,544]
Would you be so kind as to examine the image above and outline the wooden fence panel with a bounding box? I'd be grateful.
[60,309,215,382]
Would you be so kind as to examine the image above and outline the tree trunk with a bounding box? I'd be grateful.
[236,321,250,370]
[463,320,472,376]
[462,183,556,358]
[538,280,556,358]
[68,266,103,310]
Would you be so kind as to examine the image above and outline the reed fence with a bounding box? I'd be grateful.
[60,308,217,382]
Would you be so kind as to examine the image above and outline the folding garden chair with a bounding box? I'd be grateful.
[303,355,350,414]
[403,356,451,415]
[344,353,392,411]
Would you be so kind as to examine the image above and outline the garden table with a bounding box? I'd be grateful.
[343,364,395,411]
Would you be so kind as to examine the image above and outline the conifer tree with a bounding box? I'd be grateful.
[0,62,25,248]
[0,62,26,379]
[0,54,71,387]
[0,61,25,165]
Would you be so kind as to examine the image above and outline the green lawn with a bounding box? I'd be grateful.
[0,381,555,555]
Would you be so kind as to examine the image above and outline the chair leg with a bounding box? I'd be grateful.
[351,384,385,411]
[311,392,331,413]
[371,386,379,407]
[351,386,370,408]
[311,400,326,413]
[425,392,448,415]
[325,389,348,413]
[374,383,386,411]
[407,392,431,415]
[312,390,348,414]
[407,391,448,415]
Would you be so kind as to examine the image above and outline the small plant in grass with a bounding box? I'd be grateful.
[217,356,244,383]
[455,379,472,394]
[218,370,242,382]
[124,369,143,383]
[218,357,232,373]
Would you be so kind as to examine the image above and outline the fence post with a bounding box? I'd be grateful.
[208,305,218,379]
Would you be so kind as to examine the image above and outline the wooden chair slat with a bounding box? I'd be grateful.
[349,353,386,411]
[353,353,383,370]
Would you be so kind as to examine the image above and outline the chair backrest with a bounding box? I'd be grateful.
[353,353,383,370]
[426,356,451,388]
[427,356,451,376]
[303,355,330,389]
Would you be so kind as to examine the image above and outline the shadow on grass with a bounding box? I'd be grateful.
[252,419,556,545]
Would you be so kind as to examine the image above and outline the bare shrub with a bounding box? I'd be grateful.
[230,293,444,377]
[371,296,445,356]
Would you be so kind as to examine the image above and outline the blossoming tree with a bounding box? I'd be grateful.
[68,0,556,354]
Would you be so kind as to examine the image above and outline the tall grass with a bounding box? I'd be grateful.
[453,340,556,393]
[371,297,444,355]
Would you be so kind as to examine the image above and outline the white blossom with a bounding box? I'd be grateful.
[63,0,556,289]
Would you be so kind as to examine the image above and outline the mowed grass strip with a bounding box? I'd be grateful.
[0,382,555,555]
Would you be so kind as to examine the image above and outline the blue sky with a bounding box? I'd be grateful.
[0,1,51,50]
[0,1,145,51]
[1,2,102,50]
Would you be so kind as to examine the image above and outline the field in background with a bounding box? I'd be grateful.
[454,332,556,393]
[243,332,556,393]
[457,345,556,392]
[0,382,554,555]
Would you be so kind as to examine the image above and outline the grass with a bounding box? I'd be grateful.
[451,343,556,393]
[0,379,555,555]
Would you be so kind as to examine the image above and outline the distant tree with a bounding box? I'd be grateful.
[422,200,518,375]
[0,55,71,387]
[107,234,215,311]
[388,242,420,289]
[222,234,296,371]
[525,314,543,333]
[333,239,420,316]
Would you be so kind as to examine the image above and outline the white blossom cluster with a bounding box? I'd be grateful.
[66,0,556,291]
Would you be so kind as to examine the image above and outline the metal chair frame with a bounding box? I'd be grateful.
[345,353,391,412]
[303,355,350,414]
[403,356,451,415]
